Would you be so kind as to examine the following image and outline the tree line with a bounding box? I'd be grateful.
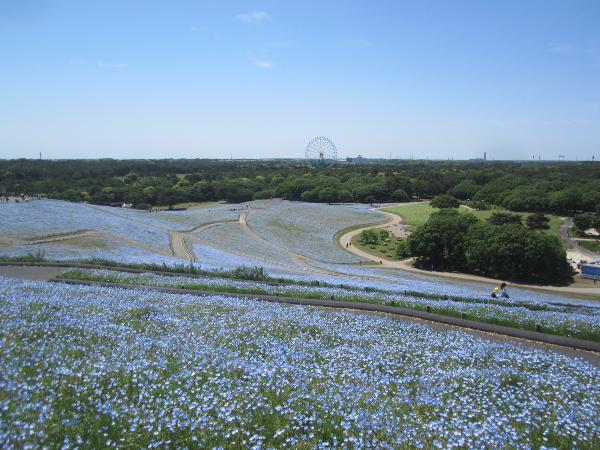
[1,159,599,215]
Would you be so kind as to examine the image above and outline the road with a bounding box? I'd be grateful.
[560,217,599,261]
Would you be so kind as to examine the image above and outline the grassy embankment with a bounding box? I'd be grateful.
[351,203,565,260]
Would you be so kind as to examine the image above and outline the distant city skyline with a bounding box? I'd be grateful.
[1,0,599,160]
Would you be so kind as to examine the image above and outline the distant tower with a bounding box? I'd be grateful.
[39,152,42,160]
[483,152,486,161]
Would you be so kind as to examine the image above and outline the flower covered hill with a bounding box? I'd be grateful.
[246,199,385,263]
[1,277,598,449]
[1,198,597,305]
[61,268,600,342]
[0,198,384,266]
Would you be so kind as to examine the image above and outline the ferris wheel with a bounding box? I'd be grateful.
[305,137,338,162]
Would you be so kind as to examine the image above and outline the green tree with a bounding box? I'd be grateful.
[447,179,477,200]
[318,187,338,203]
[123,172,139,184]
[360,229,379,245]
[465,223,570,283]
[463,200,489,210]
[430,194,460,208]
[573,213,597,231]
[391,189,410,202]
[407,209,477,269]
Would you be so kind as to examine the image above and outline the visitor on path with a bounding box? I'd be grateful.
[491,282,509,299]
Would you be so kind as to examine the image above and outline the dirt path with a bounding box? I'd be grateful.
[24,229,172,258]
[25,230,99,244]
[168,231,196,261]
[0,265,65,280]
[561,217,598,259]
[168,218,241,262]
[239,213,363,277]
[338,209,397,257]
[338,208,600,297]
[87,205,243,262]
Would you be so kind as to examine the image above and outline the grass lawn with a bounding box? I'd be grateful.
[381,203,564,241]
[381,203,435,231]
[156,201,222,211]
[350,232,402,260]
[576,239,600,253]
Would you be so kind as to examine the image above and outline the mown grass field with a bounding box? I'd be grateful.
[381,203,564,240]
[350,232,403,260]
[156,201,222,211]
[577,239,600,253]
[351,203,567,261]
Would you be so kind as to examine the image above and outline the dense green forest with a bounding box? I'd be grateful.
[1,159,599,215]
[404,209,571,283]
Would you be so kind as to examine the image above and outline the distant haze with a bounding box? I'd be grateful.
[1,1,599,160]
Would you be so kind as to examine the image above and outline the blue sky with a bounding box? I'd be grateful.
[1,0,599,160]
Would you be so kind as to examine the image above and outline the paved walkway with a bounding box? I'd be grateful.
[0,265,65,280]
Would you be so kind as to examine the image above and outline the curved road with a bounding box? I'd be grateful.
[337,209,600,297]
[560,217,599,261]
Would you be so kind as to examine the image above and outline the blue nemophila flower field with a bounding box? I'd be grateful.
[1,277,598,448]
[246,199,384,263]
[62,269,600,342]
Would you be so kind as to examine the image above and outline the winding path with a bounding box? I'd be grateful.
[560,217,600,262]
[337,208,600,297]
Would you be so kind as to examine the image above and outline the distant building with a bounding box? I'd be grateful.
[346,155,388,164]
[346,154,367,164]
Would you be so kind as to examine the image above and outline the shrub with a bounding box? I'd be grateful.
[360,229,379,245]
[488,212,522,226]
[463,200,490,210]
[526,213,550,229]
[229,266,267,281]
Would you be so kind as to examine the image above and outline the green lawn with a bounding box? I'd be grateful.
[156,201,222,211]
[381,203,564,241]
[381,203,435,231]
[576,239,600,253]
[350,232,402,260]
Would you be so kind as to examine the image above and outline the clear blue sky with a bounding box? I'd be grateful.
[1,0,599,160]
